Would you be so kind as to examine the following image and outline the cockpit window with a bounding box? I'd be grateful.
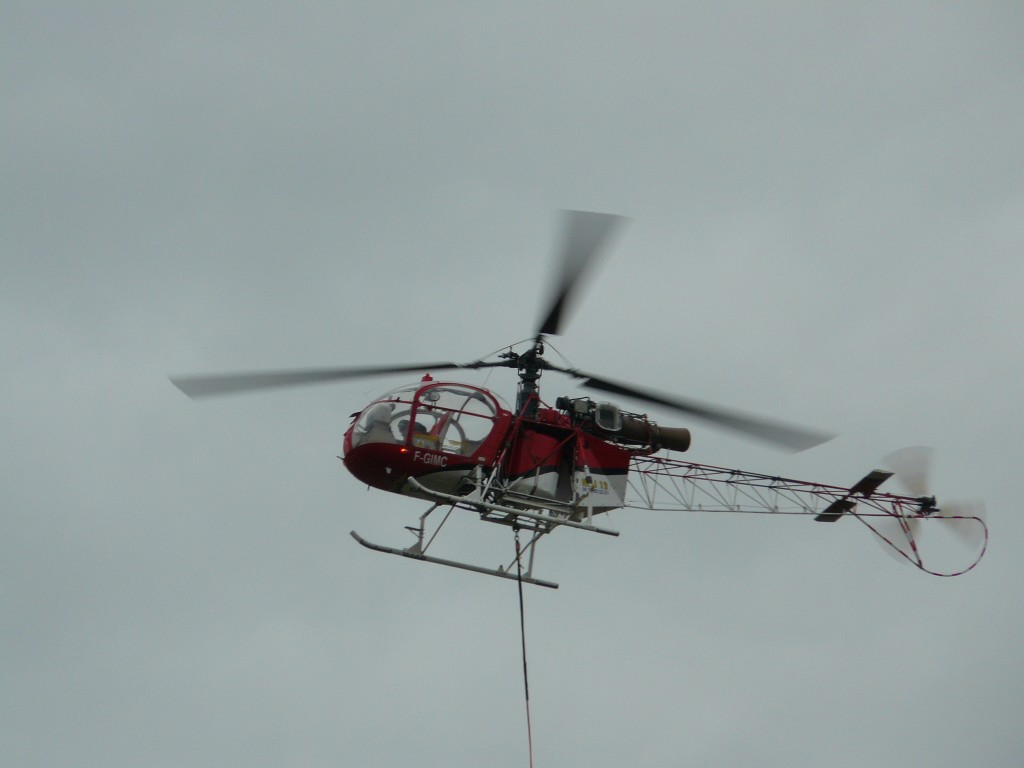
[351,384,418,448]
[350,382,502,455]
[410,384,498,455]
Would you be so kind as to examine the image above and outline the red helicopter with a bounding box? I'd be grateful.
[172,212,987,587]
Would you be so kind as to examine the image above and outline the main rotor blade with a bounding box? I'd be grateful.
[536,210,626,336]
[559,369,834,452]
[171,361,488,399]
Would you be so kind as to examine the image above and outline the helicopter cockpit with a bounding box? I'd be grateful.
[349,380,507,458]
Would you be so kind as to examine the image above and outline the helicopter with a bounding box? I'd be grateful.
[172,211,987,587]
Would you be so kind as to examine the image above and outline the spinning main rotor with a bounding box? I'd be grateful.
[171,211,831,452]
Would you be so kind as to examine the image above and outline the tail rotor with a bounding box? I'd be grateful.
[872,446,987,570]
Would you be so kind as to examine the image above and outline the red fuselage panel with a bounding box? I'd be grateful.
[343,442,478,493]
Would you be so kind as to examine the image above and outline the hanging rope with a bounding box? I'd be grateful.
[513,526,535,768]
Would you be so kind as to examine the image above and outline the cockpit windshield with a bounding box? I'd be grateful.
[350,381,503,457]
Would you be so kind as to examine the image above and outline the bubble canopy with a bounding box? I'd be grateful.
[348,380,508,457]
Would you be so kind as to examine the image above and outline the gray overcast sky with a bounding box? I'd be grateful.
[3,3,1023,766]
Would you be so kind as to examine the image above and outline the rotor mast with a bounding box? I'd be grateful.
[503,337,547,419]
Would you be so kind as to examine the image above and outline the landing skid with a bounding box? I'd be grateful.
[350,531,559,589]
[349,470,615,589]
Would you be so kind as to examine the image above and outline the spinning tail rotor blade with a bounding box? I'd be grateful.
[875,446,930,557]
[882,446,933,497]
[171,361,493,399]
[537,210,626,336]
[935,500,988,550]
[872,512,922,562]
[557,368,833,452]
[877,446,986,556]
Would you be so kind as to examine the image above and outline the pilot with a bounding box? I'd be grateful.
[353,402,396,446]
[394,416,425,436]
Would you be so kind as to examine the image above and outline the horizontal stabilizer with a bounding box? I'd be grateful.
[849,469,893,497]
[815,498,856,523]
[815,469,893,522]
